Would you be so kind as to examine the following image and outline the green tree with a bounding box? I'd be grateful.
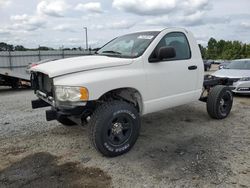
[14,45,26,51]
[38,46,54,51]
[216,40,226,58]
[0,42,14,51]
[246,44,250,58]
[240,44,247,58]
[231,41,242,59]
[207,38,217,59]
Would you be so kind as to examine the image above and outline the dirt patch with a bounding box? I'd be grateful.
[239,100,250,106]
[144,135,232,185]
[0,152,111,188]
[1,146,28,156]
[235,95,250,105]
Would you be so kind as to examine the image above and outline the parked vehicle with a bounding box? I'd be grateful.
[219,61,231,69]
[0,67,30,88]
[203,60,212,71]
[213,59,250,94]
[0,50,91,88]
[214,59,224,64]
[0,52,30,88]
[30,28,235,157]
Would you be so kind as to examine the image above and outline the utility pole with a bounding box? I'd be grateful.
[62,45,64,58]
[83,27,88,51]
[38,45,41,61]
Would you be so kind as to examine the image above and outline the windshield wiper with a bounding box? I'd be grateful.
[101,50,122,55]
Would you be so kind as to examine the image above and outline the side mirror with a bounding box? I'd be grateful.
[157,47,176,60]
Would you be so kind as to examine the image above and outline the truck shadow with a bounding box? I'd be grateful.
[0,152,112,188]
[0,87,30,93]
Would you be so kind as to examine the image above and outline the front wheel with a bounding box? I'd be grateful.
[207,85,233,119]
[89,101,140,157]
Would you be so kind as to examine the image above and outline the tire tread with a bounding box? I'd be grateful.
[88,100,139,157]
[207,85,232,119]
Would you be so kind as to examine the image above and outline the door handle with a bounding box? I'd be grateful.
[188,65,197,70]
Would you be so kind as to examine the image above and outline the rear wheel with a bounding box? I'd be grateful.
[207,85,233,119]
[57,115,77,126]
[89,101,140,157]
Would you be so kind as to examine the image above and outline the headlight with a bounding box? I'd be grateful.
[240,77,250,81]
[54,86,89,102]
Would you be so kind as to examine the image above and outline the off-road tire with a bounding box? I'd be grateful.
[89,101,140,157]
[207,85,233,119]
[57,115,77,126]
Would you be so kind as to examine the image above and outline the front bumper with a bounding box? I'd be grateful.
[232,81,250,94]
[31,98,86,121]
[45,106,86,121]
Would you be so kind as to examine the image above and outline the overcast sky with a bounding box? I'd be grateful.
[0,0,249,48]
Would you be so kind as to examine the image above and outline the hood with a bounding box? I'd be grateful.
[212,69,250,79]
[31,55,133,77]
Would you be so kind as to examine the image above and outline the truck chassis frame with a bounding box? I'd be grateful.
[200,75,235,102]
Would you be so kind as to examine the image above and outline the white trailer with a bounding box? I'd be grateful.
[0,50,91,88]
[0,67,30,88]
[0,51,30,88]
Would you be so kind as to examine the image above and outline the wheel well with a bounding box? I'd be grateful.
[98,88,143,114]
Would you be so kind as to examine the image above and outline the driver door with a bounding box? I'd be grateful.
[144,32,199,113]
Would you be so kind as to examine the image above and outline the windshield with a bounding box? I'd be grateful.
[226,60,250,70]
[97,31,160,58]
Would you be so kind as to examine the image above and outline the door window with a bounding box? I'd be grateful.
[152,32,191,61]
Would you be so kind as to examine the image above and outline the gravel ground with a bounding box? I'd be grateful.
[0,83,249,187]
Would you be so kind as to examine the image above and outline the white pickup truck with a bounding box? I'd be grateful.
[30,28,234,157]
